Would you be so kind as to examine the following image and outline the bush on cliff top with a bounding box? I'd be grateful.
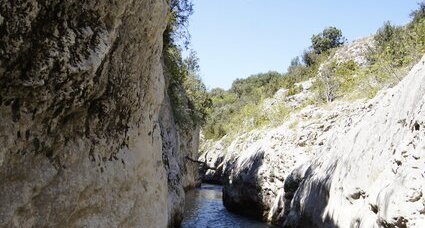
[311,27,346,55]
[163,0,211,131]
[203,3,425,140]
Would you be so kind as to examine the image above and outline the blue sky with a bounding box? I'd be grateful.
[187,0,419,90]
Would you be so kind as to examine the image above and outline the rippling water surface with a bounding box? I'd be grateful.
[181,184,272,228]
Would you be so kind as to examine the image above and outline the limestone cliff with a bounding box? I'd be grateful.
[281,55,425,228]
[160,64,202,227]
[200,40,425,227]
[0,0,199,227]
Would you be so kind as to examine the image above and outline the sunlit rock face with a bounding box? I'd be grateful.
[282,56,425,228]
[200,40,425,226]
[219,56,425,227]
[219,99,370,223]
[200,72,372,223]
[0,1,199,227]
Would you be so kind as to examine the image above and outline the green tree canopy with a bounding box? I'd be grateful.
[410,2,425,24]
[311,27,346,54]
[165,0,194,48]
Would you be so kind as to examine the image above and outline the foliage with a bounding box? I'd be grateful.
[183,52,212,124]
[371,22,410,67]
[202,27,341,140]
[363,10,425,97]
[203,5,425,141]
[302,49,319,66]
[165,0,194,48]
[203,67,311,140]
[163,0,211,131]
[374,21,401,48]
[288,57,302,70]
[164,45,211,130]
[314,60,359,102]
[410,2,425,24]
[301,27,344,66]
[311,4,425,102]
[311,27,346,54]
[230,72,282,99]
[203,72,283,139]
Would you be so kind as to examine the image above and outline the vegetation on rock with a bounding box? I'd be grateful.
[202,4,425,140]
[164,0,211,131]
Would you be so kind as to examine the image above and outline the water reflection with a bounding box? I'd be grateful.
[181,184,272,228]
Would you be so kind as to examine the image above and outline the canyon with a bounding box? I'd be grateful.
[0,0,199,227]
[200,41,425,227]
[1,1,424,228]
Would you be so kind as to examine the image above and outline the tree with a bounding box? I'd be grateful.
[183,51,212,125]
[302,49,318,66]
[163,1,211,129]
[230,72,281,99]
[318,63,337,103]
[311,27,346,54]
[290,57,301,67]
[164,0,194,48]
[410,2,425,24]
[374,21,399,48]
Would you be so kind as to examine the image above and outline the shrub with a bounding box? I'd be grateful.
[267,103,291,126]
[410,2,425,24]
[163,0,211,131]
[203,7,425,142]
[374,21,400,48]
[287,84,303,96]
[230,72,282,99]
[288,57,302,71]
[165,0,194,48]
[302,49,319,66]
[370,16,425,72]
[311,27,346,54]
[313,60,360,102]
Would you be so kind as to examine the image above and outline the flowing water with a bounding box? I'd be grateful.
[181,184,272,228]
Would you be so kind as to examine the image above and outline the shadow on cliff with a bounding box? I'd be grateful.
[199,152,225,185]
[222,150,267,221]
[282,160,340,228]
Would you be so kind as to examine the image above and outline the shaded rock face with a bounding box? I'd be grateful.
[160,69,202,227]
[223,150,267,220]
[199,137,226,184]
[0,1,199,227]
[217,100,370,223]
[283,56,425,228]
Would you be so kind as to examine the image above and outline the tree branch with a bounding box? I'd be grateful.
[185,156,217,170]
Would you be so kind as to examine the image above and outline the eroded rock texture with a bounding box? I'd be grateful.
[282,55,425,228]
[0,1,199,227]
[160,68,202,227]
[200,40,425,227]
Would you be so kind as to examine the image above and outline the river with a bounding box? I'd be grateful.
[181,184,272,228]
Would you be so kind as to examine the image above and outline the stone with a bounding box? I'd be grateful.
[283,55,425,227]
[200,43,425,228]
[0,1,199,227]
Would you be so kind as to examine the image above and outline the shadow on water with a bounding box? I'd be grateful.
[181,184,273,228]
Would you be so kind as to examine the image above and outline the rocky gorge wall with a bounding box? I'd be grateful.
[281,54,425,228]
[0,0,200,227]
[160,67,202,227]
[200,51,425,226]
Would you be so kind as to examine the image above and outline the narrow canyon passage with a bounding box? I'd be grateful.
[1,1,424,227]
[181,184,272,228]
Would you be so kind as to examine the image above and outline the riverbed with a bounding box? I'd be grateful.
[181,184,272,228]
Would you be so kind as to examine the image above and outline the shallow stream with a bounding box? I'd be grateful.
[181,184,272,228]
